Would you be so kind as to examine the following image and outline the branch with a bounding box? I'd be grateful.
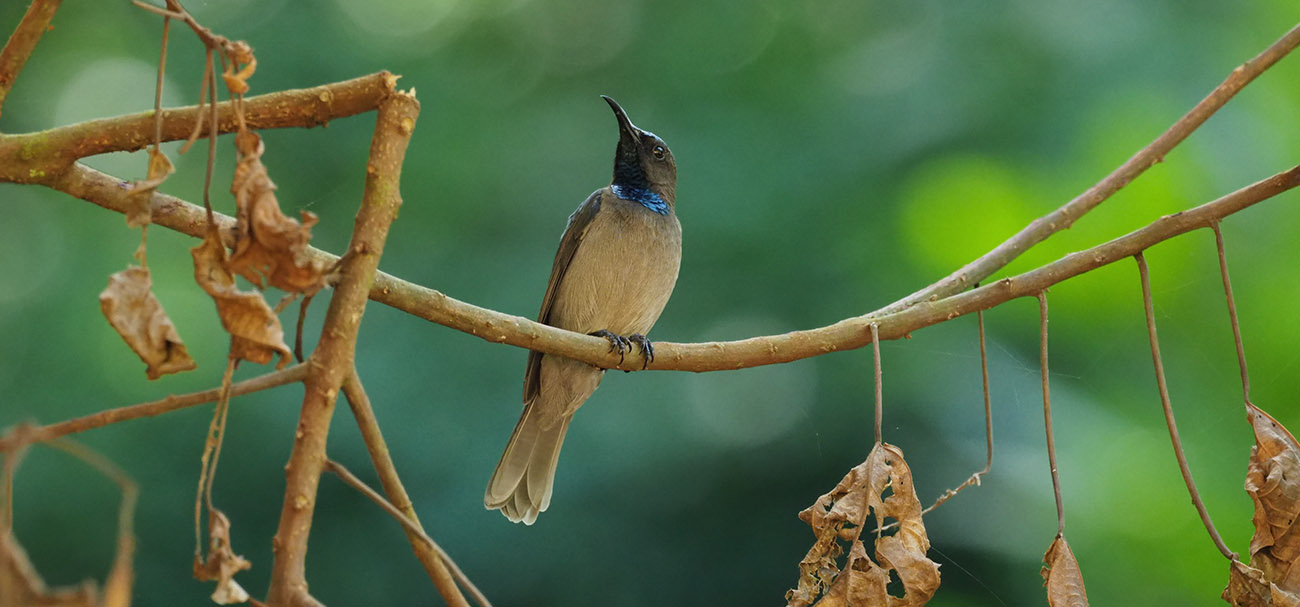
[322,459,479,607]
[880,21,1300,314]
[0,0,62,117]
[0,363,308,452]
[0,71,397,183]
[342,371,487,606]
[266,88,418,607]
[49,159,1300,374]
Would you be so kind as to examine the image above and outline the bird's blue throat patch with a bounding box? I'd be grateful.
[612,184,669,215]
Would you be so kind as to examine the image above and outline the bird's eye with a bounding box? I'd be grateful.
[652,145,666,160]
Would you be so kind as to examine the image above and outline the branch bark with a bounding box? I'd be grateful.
[0,0,62,118]
[265,88,418,607]
[0,71,396,183]
[0,363,307,452]
[49,159,1300,375]
[342,371,484,606]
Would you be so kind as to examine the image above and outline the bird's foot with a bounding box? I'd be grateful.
[627,334,654,370]
[589,329,632,365]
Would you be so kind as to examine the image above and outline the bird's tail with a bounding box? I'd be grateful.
[484,402,572,525]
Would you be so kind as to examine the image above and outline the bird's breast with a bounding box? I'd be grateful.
[547,195,682,336]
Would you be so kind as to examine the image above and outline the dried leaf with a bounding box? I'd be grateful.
[221,41,256,95]
[788,442,940,607]
[1224,560,1300,607]
[1041,535,1089,607]
[124,147,175,228]
[192,230,291,367]
[193,509,251,605]
[225,130,328,294]
[1223,404,1300,605]
[100,266,197,380]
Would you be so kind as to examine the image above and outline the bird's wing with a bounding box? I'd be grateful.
[523,189,604,403]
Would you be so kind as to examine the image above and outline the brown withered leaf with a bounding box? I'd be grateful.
[124,147,174,228]
[1222,404,1300,605]
[193,508,251,605]
[221,41,256,95]
[788,442,941,607]
[100,265,197,379]
[192,230,291,367]
[1042,535,1089,607]
[225,130,328,294]
[1224,560,1300,607]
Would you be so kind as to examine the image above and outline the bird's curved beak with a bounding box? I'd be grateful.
[601,95,641,148]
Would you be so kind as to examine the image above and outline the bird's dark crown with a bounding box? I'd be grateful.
[602,96,676,214]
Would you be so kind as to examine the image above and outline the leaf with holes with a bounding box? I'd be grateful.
[1041,535,1088,606]
[99,265,196,379]
[192,230,291,367]
[787,442,940,607]
[225,130,328,294]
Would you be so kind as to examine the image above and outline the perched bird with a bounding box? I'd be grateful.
[484,96,682,524]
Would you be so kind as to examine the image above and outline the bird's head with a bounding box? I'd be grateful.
[603,95,676,209]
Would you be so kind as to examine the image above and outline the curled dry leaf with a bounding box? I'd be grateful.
[193,509,251,605]
[1222,404,1300,605]
[192,230,292,367]
[1041,535,1089,607]
[124,147,175,228]
[787,442,940,607]
[222,41,256,95]
[226,130,328,294]
[100,265,197,379]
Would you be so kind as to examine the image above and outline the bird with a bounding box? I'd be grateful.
[484,96,682,524]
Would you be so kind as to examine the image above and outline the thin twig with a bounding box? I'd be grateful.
[882,21,1300,315]
[194,358,236,555]
[1134,253,1236,561]
[1212,223,1253,407]
[179,47,212,155]
[295,294,313,362]
[340,371,488,605]
[1038,291,1065,537]
[870,323,882,445]
[152,16,169,146]
[0,362,308,452]
[266,88,419,607]
[0,0,63,116]
[920,307,994,515]
[323,459,478,607]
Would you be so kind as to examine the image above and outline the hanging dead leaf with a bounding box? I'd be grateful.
[124,147,175,228]
[100,265,197,380]
[1224,559,1300,606]
[221,41,256,95]
[225,130,328,294]
[787,442,940,607]
[1222,404,1300,605]
[1041,535,1088,606]
[193,508,251,605]
[192,230,291,367]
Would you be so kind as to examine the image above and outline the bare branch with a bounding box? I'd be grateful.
[0,0,62,117]
[0,71,398,183]
[266,88,419,607]
[1038,292,1065,537]
[0,363,308,452]
[323,459,479,607]
[341,370,491,607]
[881,21,1300,314]
[49,160,1300,375]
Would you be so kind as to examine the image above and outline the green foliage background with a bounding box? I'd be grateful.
[3,1,1300,605]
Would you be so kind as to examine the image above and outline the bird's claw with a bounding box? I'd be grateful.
[590,329,631,365]
[628,334,654,370]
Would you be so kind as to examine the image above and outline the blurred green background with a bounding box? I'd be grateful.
[3,0,1300,605]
